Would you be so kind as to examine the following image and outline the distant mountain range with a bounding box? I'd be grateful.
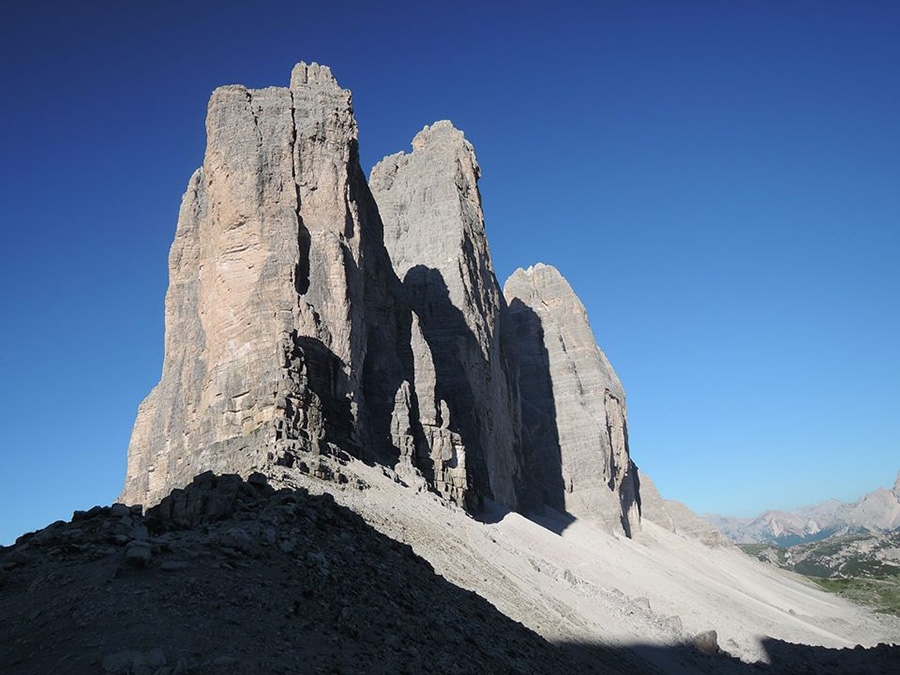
[704,471,900,546]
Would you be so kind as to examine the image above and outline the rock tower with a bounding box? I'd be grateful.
[122,63,642,537]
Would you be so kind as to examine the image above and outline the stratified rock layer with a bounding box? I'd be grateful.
[504,264,641,536]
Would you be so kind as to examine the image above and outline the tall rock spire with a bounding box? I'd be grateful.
[122,64,641,538]
[122,63,387,506]
[504,263,641,537]
[370,121,524,508]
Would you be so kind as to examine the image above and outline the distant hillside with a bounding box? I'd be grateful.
[705,471,900,546]
[740,530,900,617]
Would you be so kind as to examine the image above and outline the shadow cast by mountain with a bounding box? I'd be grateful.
[402,265,493,503]
[0,473,639,674]
[346,147,415,470]
[506,297,578,533]
[5,473,897,674]
[561,637,900,675]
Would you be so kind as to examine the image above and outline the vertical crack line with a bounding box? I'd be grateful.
[289,90,310,296]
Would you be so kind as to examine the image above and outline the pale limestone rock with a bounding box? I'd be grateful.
[504,263,640,537]
[371,121,523,509]
[121,66,521,514]
[664,500,733,547]
[122,63,654,533]
[122,63,397,506]
[636,472,676,532]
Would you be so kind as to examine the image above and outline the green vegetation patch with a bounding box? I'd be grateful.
[813,576,900,617]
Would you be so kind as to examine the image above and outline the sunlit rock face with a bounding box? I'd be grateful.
[122,64,402,506]
[121,63,643,539]
[504,263,641,537]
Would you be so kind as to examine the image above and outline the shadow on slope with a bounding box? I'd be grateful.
[3,473,897,674]
[0,473,636,675]
[560,638,900,675]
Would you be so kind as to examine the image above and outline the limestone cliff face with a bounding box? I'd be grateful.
[370,122,523,508]
[635,472,676,533]
[123,63,644,538]
[123,64,398,506]
[122,66,521,512]
[503,263,641,537]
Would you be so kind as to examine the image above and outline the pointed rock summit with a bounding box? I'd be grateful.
[371,121,523,509]
[503,263,640,536]
[122,63,644,538]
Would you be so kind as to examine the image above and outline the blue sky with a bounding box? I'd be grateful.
[1,1,897,544]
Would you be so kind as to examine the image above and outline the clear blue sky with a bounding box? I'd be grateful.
[1,1,897,544]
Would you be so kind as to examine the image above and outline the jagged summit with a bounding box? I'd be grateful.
[410,120,474,153]
[121,63,642,538]
[289,61,339,88]
[370,114,523,509]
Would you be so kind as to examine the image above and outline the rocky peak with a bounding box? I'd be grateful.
[504,263,640,537]
[122,63,382,507]
[121,63,643,538]
[893,471,900,501]
[289,61,339,88]
[370,120,486,311]
[371,120,523,509]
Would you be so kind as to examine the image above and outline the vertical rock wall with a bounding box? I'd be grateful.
[122,64,642,538]
[123,64,388,506]
[370,122,524,509]
[504,264,641,536]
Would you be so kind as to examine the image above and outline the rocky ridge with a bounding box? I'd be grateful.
[707,470,900,546]
[122,63,646,537]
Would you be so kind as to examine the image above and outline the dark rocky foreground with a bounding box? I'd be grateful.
[0,474,644,675]
[2,474,897,675]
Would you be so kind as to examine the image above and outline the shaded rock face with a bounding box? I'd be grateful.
[636,472,676,533]
[503,264,641,537]
[370,122,523,508]
[122,63,642,538]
